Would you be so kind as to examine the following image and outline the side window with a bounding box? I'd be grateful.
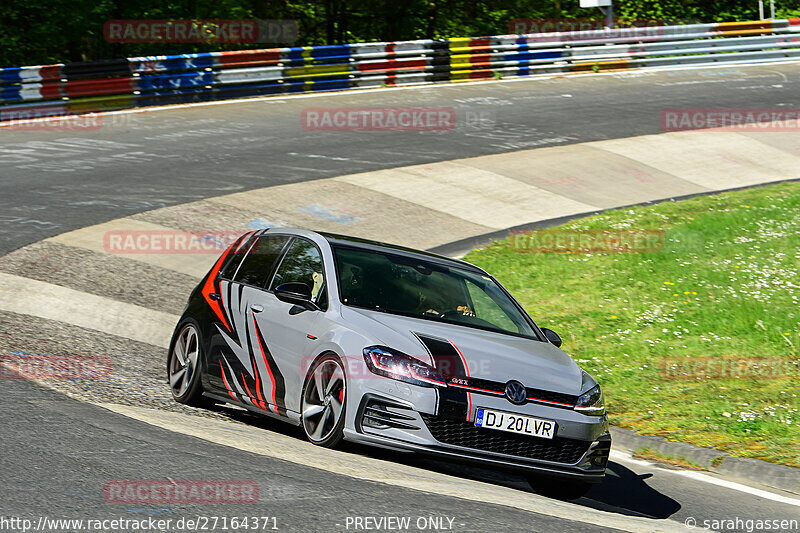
[270,239,327,308]
[219,234,256,280]
[234,235,290,287]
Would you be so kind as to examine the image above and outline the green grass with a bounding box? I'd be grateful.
[464,181,800,467]
[634,447,704,470]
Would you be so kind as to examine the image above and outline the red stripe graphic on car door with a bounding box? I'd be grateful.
[241,371,255,402]
[219,360,237,400]
[250,355,268,410]
[252,314,279,415]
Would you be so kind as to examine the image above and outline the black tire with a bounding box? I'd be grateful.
[301,353,347,448]
[526,475,593,501]
[167,319,211,407]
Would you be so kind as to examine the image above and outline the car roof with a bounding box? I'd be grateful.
[317,231,486,274]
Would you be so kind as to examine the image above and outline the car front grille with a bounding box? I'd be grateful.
[525,388,578,406]
[421,415,591,464]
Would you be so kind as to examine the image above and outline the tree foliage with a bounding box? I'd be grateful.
[1,0,797,67]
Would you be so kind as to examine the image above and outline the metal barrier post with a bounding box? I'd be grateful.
[580,0,614,29]
[602,4,614,29]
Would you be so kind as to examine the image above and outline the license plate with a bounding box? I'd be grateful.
[474,408,555,440]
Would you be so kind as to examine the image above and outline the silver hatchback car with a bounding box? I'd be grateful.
[168,228,610,499]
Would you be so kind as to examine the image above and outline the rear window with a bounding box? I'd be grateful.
[234,235,290,287]
[219,234,256,280]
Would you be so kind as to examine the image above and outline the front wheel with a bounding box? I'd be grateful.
[526,475,593,501]
[301,354,347,448]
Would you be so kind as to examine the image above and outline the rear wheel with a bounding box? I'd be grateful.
[301,354,347,448]
[168,321,209,407]
[526,475,593,501]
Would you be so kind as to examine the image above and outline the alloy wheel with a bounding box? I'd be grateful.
[302,358,346,443]
[169,323,199,398]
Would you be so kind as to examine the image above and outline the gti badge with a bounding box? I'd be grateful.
[504,380,527,405]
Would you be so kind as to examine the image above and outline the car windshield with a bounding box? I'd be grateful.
[332,246,539,339]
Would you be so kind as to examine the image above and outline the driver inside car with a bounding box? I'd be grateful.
[416,293,474,318]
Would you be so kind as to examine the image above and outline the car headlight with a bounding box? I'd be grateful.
[363,346,447,388]
[574,370,605,415]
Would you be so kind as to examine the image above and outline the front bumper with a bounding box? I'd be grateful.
[346,393,611,482]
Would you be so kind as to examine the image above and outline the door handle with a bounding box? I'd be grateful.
[209,292,221,301]
[250,304,264,313]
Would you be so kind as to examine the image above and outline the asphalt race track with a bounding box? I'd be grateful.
[4,62,800,255]
[2,63,800,532]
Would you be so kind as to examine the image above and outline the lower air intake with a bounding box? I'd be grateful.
[421,415,590,464]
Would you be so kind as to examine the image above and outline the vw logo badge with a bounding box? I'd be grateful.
[504,380,527,405]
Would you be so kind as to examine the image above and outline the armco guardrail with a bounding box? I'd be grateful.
[2,19,800,120]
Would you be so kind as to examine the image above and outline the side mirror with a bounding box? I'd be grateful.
[274,282,319,311]
[541,327,562,347]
